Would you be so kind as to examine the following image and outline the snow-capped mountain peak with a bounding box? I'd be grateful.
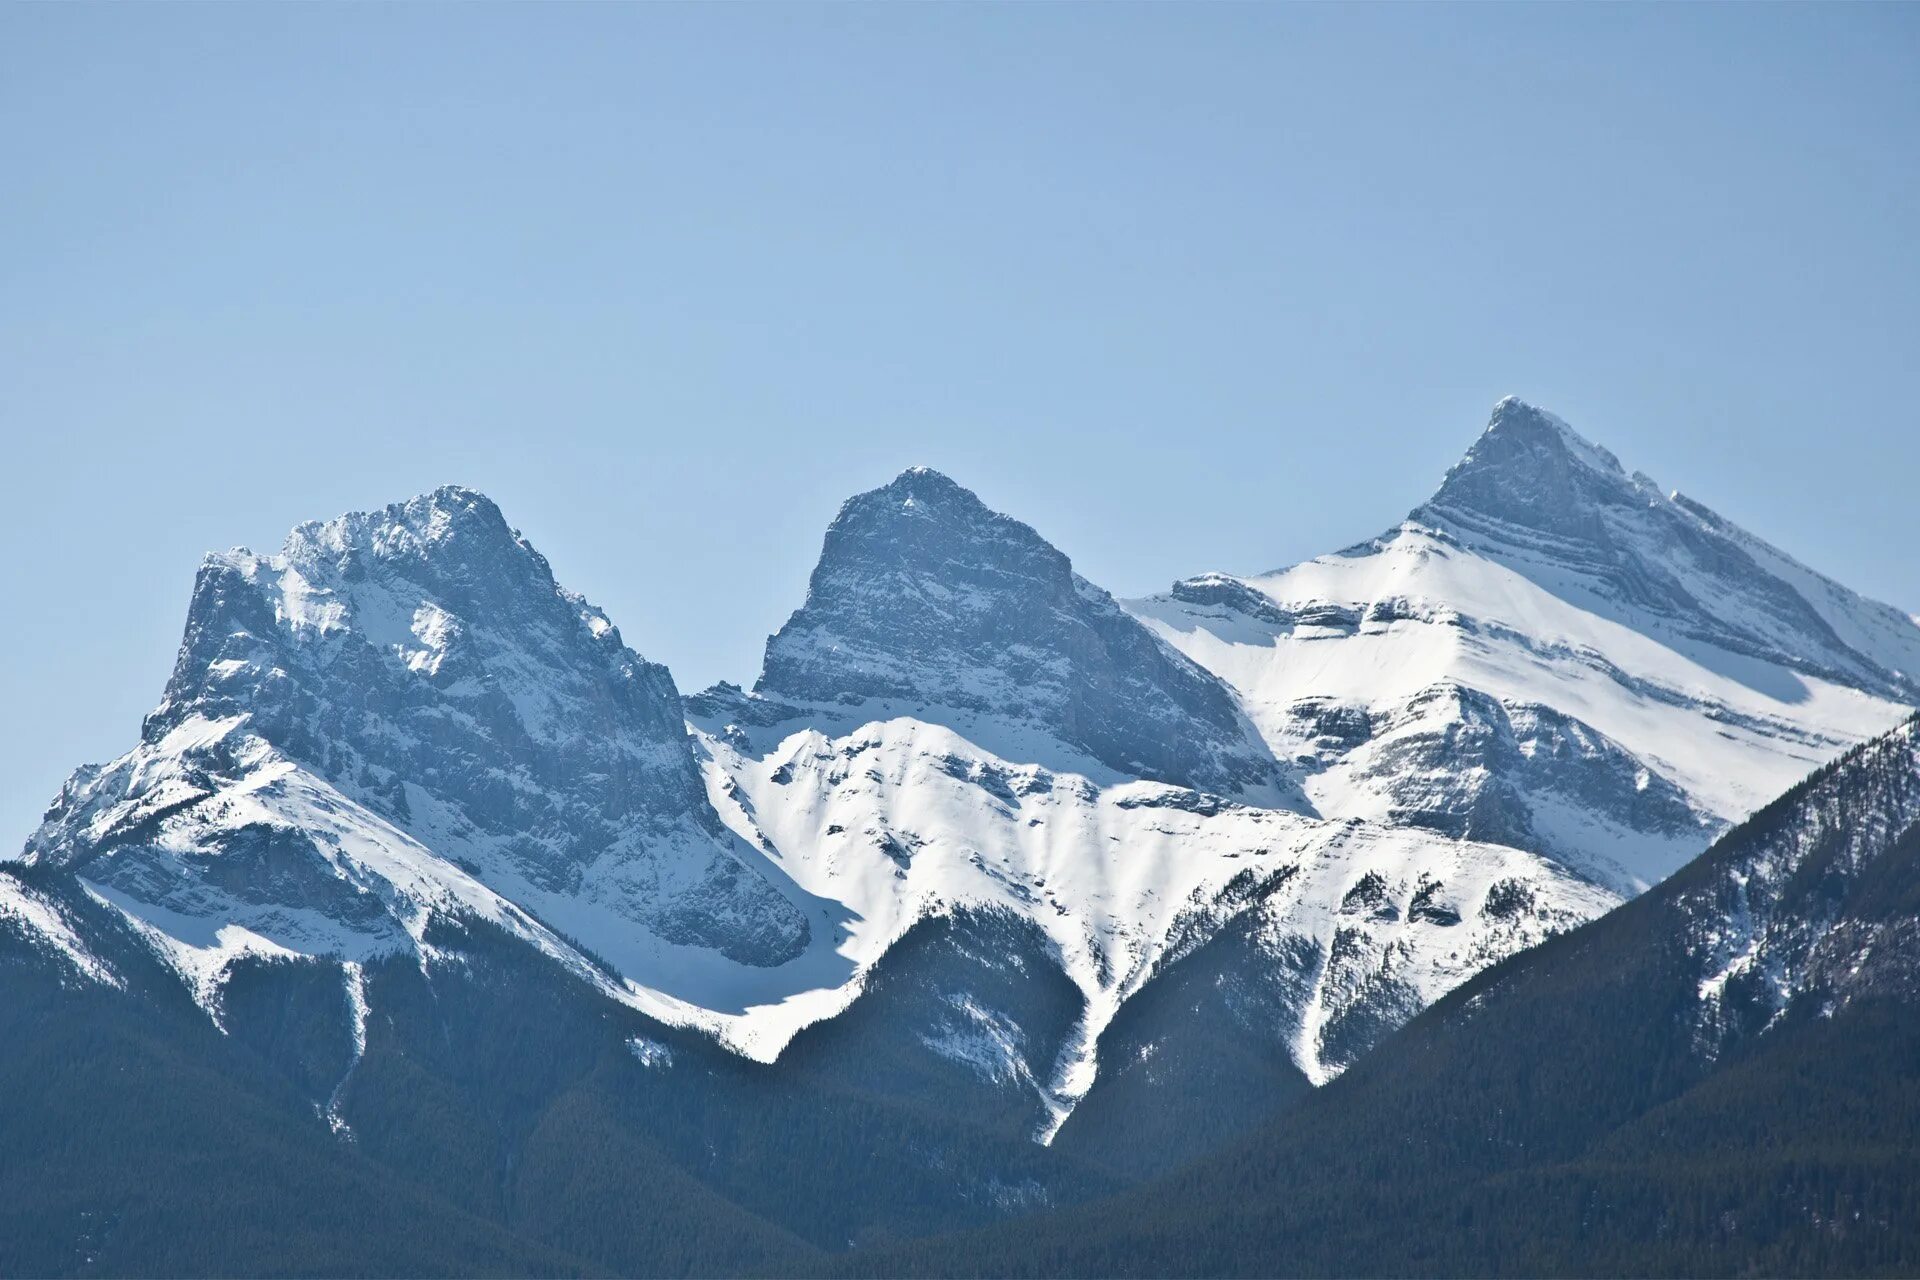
[758,467,1296,801]
[1414,399,1920,704]
[1131,398,1918,892]
[26,486,818,1026]
[1422,395,1633,543]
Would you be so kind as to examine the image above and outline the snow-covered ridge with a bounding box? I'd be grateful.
[684,690,1612,1114]
[1132,398,1916,892]
[0,869,120,988]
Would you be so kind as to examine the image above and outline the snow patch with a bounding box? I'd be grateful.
[0,874,120,988]
[625,1035,674,1069]
[326,960,370,1135]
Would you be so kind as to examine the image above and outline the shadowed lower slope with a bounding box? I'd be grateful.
[843,716,1920,1277]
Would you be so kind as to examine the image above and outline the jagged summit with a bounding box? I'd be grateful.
[1417,397,1636,546]
[757,469,1294,799]
[836,465,1044,547]
[285,485,563,612]
[187,485,576,669]
[30,485,814,982]
[149,484,630,750]
[281,484,515,560]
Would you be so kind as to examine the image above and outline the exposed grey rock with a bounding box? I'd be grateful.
[1420,397,1920,701]
[29,486,810,968]
[1167,574,1296,628]
[1332,682,1715,888]
[758,467,1299,802]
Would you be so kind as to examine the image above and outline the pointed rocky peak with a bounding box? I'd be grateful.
[870,464,984,508]
[759,470,1293,799]
[761,468,1078,702]
[817,467,1072,590]
[1403,400,1920,702]
[1416,398,1642,546]
[1478,397,1623,474]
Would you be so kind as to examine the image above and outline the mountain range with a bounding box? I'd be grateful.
[3,398,1916,1276]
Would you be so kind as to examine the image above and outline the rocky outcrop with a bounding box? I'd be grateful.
[758,467,1295,802]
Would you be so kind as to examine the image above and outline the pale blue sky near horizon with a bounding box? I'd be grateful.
[3,3,1917,849]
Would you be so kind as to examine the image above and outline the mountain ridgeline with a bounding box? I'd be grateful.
[3,398,1917,1276]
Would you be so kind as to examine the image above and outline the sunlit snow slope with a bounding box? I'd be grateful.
[668,466,1613,1111]
[1131,398,1917,892]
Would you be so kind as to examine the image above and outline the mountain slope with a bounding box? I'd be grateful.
[1131,398,1917,891]
[688,688,1611,1122]
[679,467,1611,1119]
[0,861,1096,1273]
[0,867,598,1278]
[857,713,1920,1277]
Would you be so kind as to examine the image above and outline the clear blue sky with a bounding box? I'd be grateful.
[4,3,1917,849]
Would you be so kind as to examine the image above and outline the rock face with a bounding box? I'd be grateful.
[25,486,810,982]
[758,468,1292,801]
[1131,397,1918,891]
[1420,397,1920,700]
[1290,682,1711,858]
